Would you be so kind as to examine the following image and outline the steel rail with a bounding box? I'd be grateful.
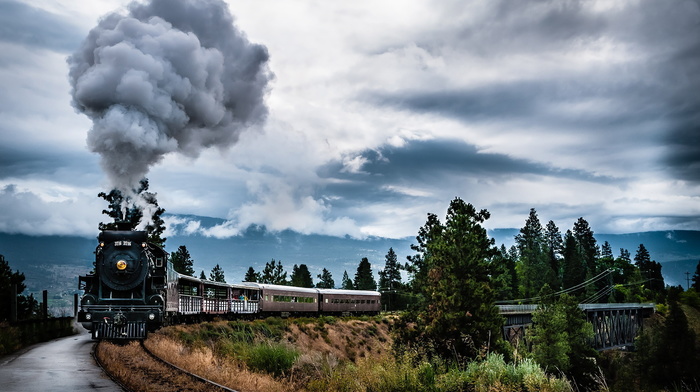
[139,340,239,392]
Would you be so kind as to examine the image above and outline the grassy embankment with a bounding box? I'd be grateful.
[135,315,573,392]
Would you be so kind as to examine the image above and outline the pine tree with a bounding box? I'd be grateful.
[573,217,599,274]
[354,257,377,290]
[692,260,700,291]
[341,270,354,290]
[491,245,517,300]
[316,268,335,289]
[170,245,195,276]
[378,248,402,292]
[562,229,586,294]
[98,178,166,247]
[635,244,665,294]
[290,264,314,288]
[261,259,287,285]
[544,220,563,289]
[210,264,226,283]
[516,208,549,298]
[398,197,504,361]
[244,266,260,282]
[0,255,39,321]
[199,270,206,280]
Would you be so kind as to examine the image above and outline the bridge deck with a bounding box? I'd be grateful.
[497,303,655,314]
[497,303,656,351]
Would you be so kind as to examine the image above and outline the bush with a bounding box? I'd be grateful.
[462,353,573,392]
[243,342,299,377]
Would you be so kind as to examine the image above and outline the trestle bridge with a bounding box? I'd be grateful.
[498,303,655,350]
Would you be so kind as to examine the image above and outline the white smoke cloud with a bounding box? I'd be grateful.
[68,0,273,194]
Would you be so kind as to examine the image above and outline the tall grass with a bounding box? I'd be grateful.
[305,352,574,392]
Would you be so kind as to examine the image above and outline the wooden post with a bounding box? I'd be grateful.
[42,290,48,319]
[10,284,17,323]
[74,293,79,318]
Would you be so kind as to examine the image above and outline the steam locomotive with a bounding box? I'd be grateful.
[78,229,381,339]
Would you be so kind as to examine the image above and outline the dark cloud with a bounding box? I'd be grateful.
[368,72,668,127]
[0,1,82,52]
[318,138,616,208]
[0,142,101,185]
[447,0,607,54]
[365,0,700,184]
[656,5,700,181]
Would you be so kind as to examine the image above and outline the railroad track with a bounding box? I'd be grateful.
[94,340,238,392]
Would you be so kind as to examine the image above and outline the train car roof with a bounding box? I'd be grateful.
[251,283,320,294]
[176,273,201,283]
[232,282,262,290]
[317,289,381,296]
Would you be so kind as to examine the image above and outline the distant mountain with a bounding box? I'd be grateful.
[0,216,698,303]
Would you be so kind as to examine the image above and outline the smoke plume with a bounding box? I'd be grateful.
[68,0,272,193]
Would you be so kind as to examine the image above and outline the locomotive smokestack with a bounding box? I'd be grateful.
[68,0,273,194]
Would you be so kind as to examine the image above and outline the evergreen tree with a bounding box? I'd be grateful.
[398,197,504,362]
[210,264,226,283]
[516,208,550,298]
[378,248,402,292]
[98,178,166,247]
[290,264,314,288]
[244,266,260,282]
[529,292,597,390]
[199,270,206,280]
[341,270,353,290]
[572,217,599,273]
[572,217,600,298]
[0,255,39,321]
[610,248,641,302]
[544,220,563,289]
[170,245,195,276]
[354,257,377,290]
[692,260,700,291]
[635,292,698,389]
[562,229,586,294]
[316,268,335,289]
[261,259,288,285]
[635,244,665,295]
[491,245,517,301]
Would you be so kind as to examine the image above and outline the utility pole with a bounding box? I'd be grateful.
[686,272,691,290]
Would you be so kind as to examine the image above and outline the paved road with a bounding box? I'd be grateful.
[0,325,123,391]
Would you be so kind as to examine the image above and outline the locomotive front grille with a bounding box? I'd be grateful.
[92,321,147,339]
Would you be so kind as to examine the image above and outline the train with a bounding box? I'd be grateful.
[77,229,381,339]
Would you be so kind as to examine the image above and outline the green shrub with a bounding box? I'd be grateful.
[243,342,299,377]
[462,353,573,392]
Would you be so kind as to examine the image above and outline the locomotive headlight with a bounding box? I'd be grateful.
[142,242,147,248]
[148,313,155,321]
[116,260,127,270]
[85,313,92,320]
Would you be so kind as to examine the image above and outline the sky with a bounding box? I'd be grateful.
[1,0,700,241]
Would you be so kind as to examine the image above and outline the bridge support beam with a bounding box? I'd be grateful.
[586,308,643,350]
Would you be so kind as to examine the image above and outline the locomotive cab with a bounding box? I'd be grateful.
[78,230,168,339]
